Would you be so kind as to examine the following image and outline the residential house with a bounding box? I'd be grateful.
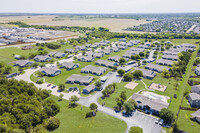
[164,41,173,44]
[118,45,128,50]
[60,62,79,70]
[77,56,94,62]
[86,44,92,48]
[132,93,169,115]
[134,68,156,80]
[119,38,127,42]
[85,51,94,57]
[13,60,33,67]
[21,45,33,50]
[54,52,66,58]
[118,66,132,72]
[188,93,200,108]
[66,74,93,85]
[108,55,121,62]
[65,49,75,53]
[145,63,169,73]
[81,65,106,76]
[191,85,200,95]
[82,84,96,94]
[40,67,61,77]
[138,45,149,49]
[93,53,104,58]
[195,67,200,76]
[191,109,200,123]
[34,55,51,62]
[96,59,118,68]
[156,59,174,66]
[144,42,151,46]
[162,55,179,61]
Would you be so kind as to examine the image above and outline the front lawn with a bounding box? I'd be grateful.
[49,95,127,133]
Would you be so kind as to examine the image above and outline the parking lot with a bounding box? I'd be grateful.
[129,111,164,133]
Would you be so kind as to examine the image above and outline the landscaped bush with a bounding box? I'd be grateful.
[45,117,60,131]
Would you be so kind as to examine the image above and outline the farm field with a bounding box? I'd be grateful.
[49,95,127,133]
[0,15,148,32]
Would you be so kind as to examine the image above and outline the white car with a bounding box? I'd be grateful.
[155,118,159,124]
[159,119,164,125]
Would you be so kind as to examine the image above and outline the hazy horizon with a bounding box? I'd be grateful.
[1,0,200,14]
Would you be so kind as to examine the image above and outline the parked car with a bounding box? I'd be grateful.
[51,85,56,89]
[159,119,164,126]
[155,118,159,124]
[47,84,51,87]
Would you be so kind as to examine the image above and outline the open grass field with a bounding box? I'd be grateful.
[0,15,148,32]
[49,95,127,133]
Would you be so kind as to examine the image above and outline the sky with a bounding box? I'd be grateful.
[0,0,200,13]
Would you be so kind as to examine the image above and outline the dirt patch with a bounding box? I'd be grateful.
[125,82,138,90]
[149,83,167,92]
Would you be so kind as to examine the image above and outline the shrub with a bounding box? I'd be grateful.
[45,117,60,131]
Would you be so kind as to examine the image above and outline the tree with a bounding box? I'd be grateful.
[82,51,86,56]
[132,70,143,79]
[59,94,64,101]
[112,66,117,71]
[89,103,98,116]
[159,108,175,124]
[135,54,140,60]
[123,73,133,81]
[129,126,143,133]
[69,95,79,106]
[119,58,126,65]
[58,84,65,92]
[45,117,60,131]
[161,69,170,78]
[37,71,45,77]
[124,102,135,114]
[131,55,136,60]
[139,52,145,57]
[95,80,102,91]
[117,69,125,76]
[120,91,127,101]
[32,62,38,68]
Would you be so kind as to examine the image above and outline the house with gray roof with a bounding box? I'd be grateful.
[118,45,128,50]
[132,93,169,114]
[34,55,51,62]
[54,52,66,58]
[163,50,179,56]
[82,84,96,94]
[13,60,33,67]
[134,68,156,80]
[66,74,93,85]
[138,45,149,49]
[128,40,140,46]
[153,41,160,44]
[130,47,145,52]
[81,65,106,76]
[156,59,174,66]
[65,48,75,53]
[40,67,61,77]
[93,53,104,58]
[60,62,79,70]
[108,55,121,62]
[195,67,200,76]
[119,38,127,42]
[96,59,118,68]
[85,51,94,57]
[191,109,200,123]
[145,63,169,73]
[77,56,94,62]
[111,47,120,52]
[86,44,92,48]
[191,85,200,95]
[162,55,179,61]
[90,44,99,48]
[188,93,200,108]
[181,44,196,48]
[75,46,86,51]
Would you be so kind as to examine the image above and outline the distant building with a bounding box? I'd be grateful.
[66,74,93,85]
[13,60,33,67]
[82,84,96,94]
[191,109,200,123]
[188,93,200,108]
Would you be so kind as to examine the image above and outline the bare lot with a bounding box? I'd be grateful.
[0,15,148,32]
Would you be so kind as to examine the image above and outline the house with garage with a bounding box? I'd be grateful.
[111,47,120,52]
[119,38,127,42]
[191,85,200,95]
[66,74,93,85]
[60,62,79,70]
[13,60,33,67]
[96,59,118,68]
[77,56,94,62]
[40,67,61,77]
[191,109,200,123]
[54,52,66,58]
[188,93,200,108]
[108,55,121,62]
[132,93,169,115]
[81,65,106,76]
[145,63,170,73]
[156,59,174,66]
[34,55,51,62]
[82,84,96,94]
[134,68,156,80]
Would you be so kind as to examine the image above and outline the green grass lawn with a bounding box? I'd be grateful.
[177,110,200,133]
[98,80,145,108]
[49,95,127,133]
